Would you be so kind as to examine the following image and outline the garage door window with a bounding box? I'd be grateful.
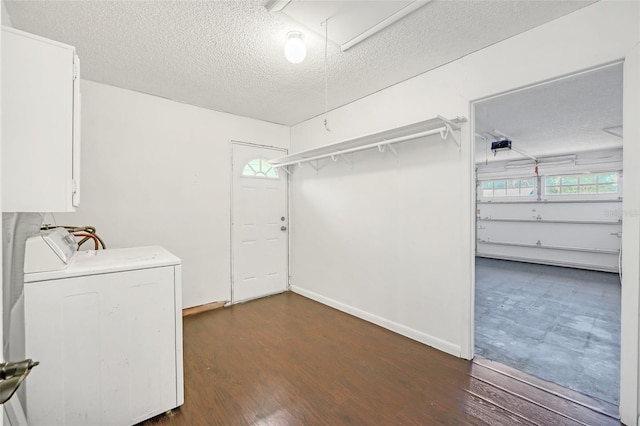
[481,178,536,199]
[544,172,618,196]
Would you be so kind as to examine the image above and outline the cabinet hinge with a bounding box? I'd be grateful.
[72,179,78,194]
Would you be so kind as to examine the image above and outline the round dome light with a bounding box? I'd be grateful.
[284,31,306,64]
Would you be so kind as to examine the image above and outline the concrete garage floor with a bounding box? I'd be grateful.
[475,257,621,405]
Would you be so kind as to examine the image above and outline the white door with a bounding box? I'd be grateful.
[231,143,288,303]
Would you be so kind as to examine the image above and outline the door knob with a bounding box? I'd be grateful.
[281,226,287,231]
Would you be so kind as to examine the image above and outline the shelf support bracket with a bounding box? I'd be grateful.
[309,160,321,173]
[281,166,292,176]
[341,154,352,167]
[443,122,461,148]
[379,142,399,158]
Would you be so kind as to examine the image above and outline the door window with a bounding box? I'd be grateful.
[242,158,279,179]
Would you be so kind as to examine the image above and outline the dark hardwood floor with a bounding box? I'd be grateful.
[141,292,619,425]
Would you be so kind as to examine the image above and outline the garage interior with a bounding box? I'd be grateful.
[474,63,623,407]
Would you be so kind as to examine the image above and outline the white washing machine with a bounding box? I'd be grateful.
[23,228,184,425]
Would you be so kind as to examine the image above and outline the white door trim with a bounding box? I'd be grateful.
[620,44,640,426]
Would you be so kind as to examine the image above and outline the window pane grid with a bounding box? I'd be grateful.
[544,173,618,196]
[480,178,535,198]
[242,159,279,179]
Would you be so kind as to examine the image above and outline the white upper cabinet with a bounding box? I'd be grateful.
[2,27,80,212]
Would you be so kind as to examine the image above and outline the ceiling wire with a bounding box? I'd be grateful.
[323,19,331,132]
[485,138,488,166]
[475,133,489,165]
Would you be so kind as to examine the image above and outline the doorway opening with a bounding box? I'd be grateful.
[473,63,623,412]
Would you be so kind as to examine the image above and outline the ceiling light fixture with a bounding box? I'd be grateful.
[284,31,306,64]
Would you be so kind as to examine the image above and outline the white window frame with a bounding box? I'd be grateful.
[478,177,537,201]
[542,171,622,200]
[241,158,279,179]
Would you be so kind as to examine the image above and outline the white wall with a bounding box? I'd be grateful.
[291,135,468,355]
[58,81,289,309]
[289,1,639,424]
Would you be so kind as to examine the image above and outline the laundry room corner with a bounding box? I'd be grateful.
[55,80,290,309]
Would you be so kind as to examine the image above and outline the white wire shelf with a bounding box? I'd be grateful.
[270,115,467,170]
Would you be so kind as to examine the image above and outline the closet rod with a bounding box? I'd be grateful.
[272,126,447,168]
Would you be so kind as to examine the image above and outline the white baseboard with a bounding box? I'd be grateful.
[290,286,461,358]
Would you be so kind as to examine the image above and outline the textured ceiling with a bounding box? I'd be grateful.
[275,0,422,50]
[4,0,594,126]
[475,63,623,164]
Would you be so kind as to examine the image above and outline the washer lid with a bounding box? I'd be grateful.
[24,245,181,282]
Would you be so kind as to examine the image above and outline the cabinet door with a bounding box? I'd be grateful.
[1,27,79,212]
[24,266,178,425]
